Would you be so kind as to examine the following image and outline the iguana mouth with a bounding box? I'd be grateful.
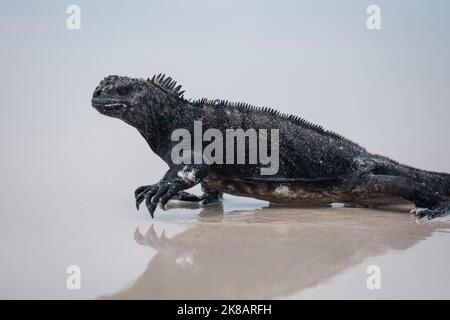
[91,98,131,112]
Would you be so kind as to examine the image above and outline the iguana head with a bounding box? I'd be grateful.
[92,74,185,128]
[91,75,151,124]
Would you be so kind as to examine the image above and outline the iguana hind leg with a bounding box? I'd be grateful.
[201,183,223,204]
[355,174,450,219]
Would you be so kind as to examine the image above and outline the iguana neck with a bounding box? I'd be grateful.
[137,100,196,159]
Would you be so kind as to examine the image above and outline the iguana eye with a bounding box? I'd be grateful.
[116,85,132,96]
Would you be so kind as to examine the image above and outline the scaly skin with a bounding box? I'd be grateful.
[92,74,450,219]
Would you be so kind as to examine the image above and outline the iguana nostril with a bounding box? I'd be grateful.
[94,89,102,97]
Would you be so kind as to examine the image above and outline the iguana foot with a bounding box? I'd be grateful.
[201,194,221,205]
[410,201,450,220]
[200,183,222,205]
[136,186,201,204]
[134,184,222,217]
[134,183,184,217]
[170,191,203,202]
[135,185,155,209]
[170,190,222,206]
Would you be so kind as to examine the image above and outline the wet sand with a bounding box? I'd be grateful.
[103,200,450,300]
[1,195,450,299]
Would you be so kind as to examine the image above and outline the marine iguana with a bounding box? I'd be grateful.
[92,74,450,219]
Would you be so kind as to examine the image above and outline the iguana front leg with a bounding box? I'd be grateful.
[135,164,208,218]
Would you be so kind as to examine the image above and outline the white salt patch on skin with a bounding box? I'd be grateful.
[177,167,198,184]
[354,156,365,165]
[274,185,294,198]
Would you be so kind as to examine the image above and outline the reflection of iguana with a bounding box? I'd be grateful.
[102,206,445,299]
[92,74,450,219]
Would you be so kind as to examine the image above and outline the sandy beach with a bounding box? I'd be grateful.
[104,201,450,300]
[2,193,450,299]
